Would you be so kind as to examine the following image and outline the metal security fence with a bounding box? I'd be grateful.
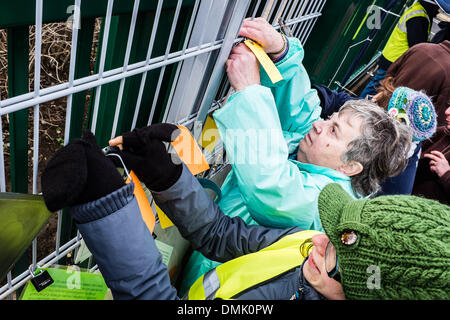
[0,0,326,299]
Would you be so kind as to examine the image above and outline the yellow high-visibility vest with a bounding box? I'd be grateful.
[187,230,322,300]
[382,1,430,63]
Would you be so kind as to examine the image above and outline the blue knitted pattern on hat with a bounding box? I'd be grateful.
[407,96,437,141]
[388,87,436,142]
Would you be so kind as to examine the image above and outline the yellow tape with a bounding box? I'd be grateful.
[199,116,220,153]
[244,39,283,84]
[155,203,174,229]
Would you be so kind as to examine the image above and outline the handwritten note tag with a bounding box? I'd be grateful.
[244,39,283,84]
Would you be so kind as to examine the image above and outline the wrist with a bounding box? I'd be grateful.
[269,33,287,58]
[270,36,289,63]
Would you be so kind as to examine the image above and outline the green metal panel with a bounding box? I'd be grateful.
[7,26,31,294]
[67,17,96,141]
[7,27,29,194]
[303,0,413,90]
[0,0,195,29]
[86,3,195,146]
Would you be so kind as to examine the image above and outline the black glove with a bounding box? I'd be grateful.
[114,123,182,192]
[41,131,125,212]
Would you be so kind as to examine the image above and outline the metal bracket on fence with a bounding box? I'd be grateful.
[333,81,358,97]
[278,18,294,37]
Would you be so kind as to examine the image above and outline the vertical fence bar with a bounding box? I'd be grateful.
[283,0,297,21]
[164,0,201,120]
[164,0,213,123]
[55,211,62,256]
[293,0,307,20]
[32,0,43,195]
[267,0,278,23]
[7,272,13,300]
[297,0,320,42]
[28,0,44,279]
[194,0,252,127]
[273,0,289,23]
[261,0,274,20]
[131,0,164,130]
[32,238,37,270]
[34,0,42,98]
[64,0,81,146]
[251,0,262,18]
[302,0,326,44]
[147,0,183,125]
[111,0,140,138]
[292,0,308,35]
[91,0,114,134]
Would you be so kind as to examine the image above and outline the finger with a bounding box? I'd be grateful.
[430,150,445,159]
[109,136,124,150]
[233,42,248,50]
[423,153,440,162]
[254,17,267,23]
[238,26,261,42]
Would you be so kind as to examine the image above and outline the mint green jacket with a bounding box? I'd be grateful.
[213,37,357,231]
[178,38,357,296]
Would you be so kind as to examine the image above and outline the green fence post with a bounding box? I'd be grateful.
[7,25,30,296]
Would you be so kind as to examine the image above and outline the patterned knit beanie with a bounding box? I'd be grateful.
[318,183,450,300]
[387,87,436,142]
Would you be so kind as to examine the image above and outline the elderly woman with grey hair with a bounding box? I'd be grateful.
[177,18,412,295]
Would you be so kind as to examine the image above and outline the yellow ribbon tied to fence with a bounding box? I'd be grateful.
[244,39,283,84]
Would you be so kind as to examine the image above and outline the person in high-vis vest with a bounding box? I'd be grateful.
[360,0,439,99]
[41,127,450,300]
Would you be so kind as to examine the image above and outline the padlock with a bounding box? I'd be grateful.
[30,267,54,292]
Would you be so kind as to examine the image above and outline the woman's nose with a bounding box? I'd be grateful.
[312,121,323,133]
[311,234,329,256]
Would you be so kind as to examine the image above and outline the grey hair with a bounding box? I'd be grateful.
[339,99,412,197]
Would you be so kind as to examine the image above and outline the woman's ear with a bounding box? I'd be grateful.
[337,161,363,177]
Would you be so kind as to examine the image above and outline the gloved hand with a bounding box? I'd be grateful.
[109,123,183,192]
[41,131,125,212]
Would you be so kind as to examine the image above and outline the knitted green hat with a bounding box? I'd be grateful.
[318,183,450,300]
